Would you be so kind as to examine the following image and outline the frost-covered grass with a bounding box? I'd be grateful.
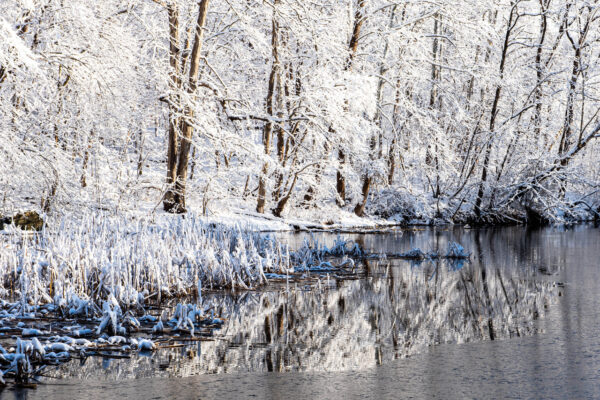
[0,213,293,311]
[0,216,388,384]
[290,235,363,271]
[0,213,299,384]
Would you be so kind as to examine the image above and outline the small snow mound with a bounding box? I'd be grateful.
[137,339,156,351]
[398,249,426,260]
[445,242,470,259]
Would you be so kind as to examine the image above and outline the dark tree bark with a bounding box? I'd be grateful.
[171,0,211,213]
[556,4,593,196]
[533,0,550,143]
[336,0,368,206]
[163,3,182,211]
[257,0,281,214]
[474,2,518,218]
[162,0,211,213]
[354,4,396,217]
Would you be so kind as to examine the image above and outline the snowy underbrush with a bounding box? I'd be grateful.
[0,213,297,384]
[0,217,373,384]
[290,235,470,270]
[365,187,442,223]
[0,298,226,385]
[0,213,293,311]
[291,236,363,272]
[365,185,600,225]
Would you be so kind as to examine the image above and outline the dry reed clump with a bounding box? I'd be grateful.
[0,213,293,311]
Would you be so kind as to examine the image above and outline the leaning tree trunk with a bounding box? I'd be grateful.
[474,3,517,219]
[558,41,582,167]
[556,5,590,198]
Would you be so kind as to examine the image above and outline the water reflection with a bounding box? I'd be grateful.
[45,227,558,381]
[13,225,600,400]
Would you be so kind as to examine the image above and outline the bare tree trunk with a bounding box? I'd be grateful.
[346,0,367,70]
[336,148,347,205]
[53,67,70,147]
[559,44,582,163]
[257,0,281,214]
[336,0,368,206]
[425,13,442,200]
[354,5,395,217]
[273,174,298,217]
[170,0,211,213]
[163,3,182,211]
[387,136,396,185]
[189,147,198,180]
[474,3,518,219]
[137,128,144,177]
[80,129,94,188]
[387,88,400,186]
[556,6,591,197]
[353,176,372,217]
[533,0,549,145]
[272,42,291,206]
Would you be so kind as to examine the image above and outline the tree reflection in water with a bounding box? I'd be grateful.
[49,248,556,381]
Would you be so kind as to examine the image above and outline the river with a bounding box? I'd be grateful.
[5,224,599,399]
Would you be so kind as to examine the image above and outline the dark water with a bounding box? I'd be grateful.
[5,225,600,399]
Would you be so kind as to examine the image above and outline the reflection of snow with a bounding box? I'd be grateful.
[47,258,555,380]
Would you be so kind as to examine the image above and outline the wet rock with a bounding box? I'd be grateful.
[525,205,550,227]
[11,211,44,231]
[0,215,10,231]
